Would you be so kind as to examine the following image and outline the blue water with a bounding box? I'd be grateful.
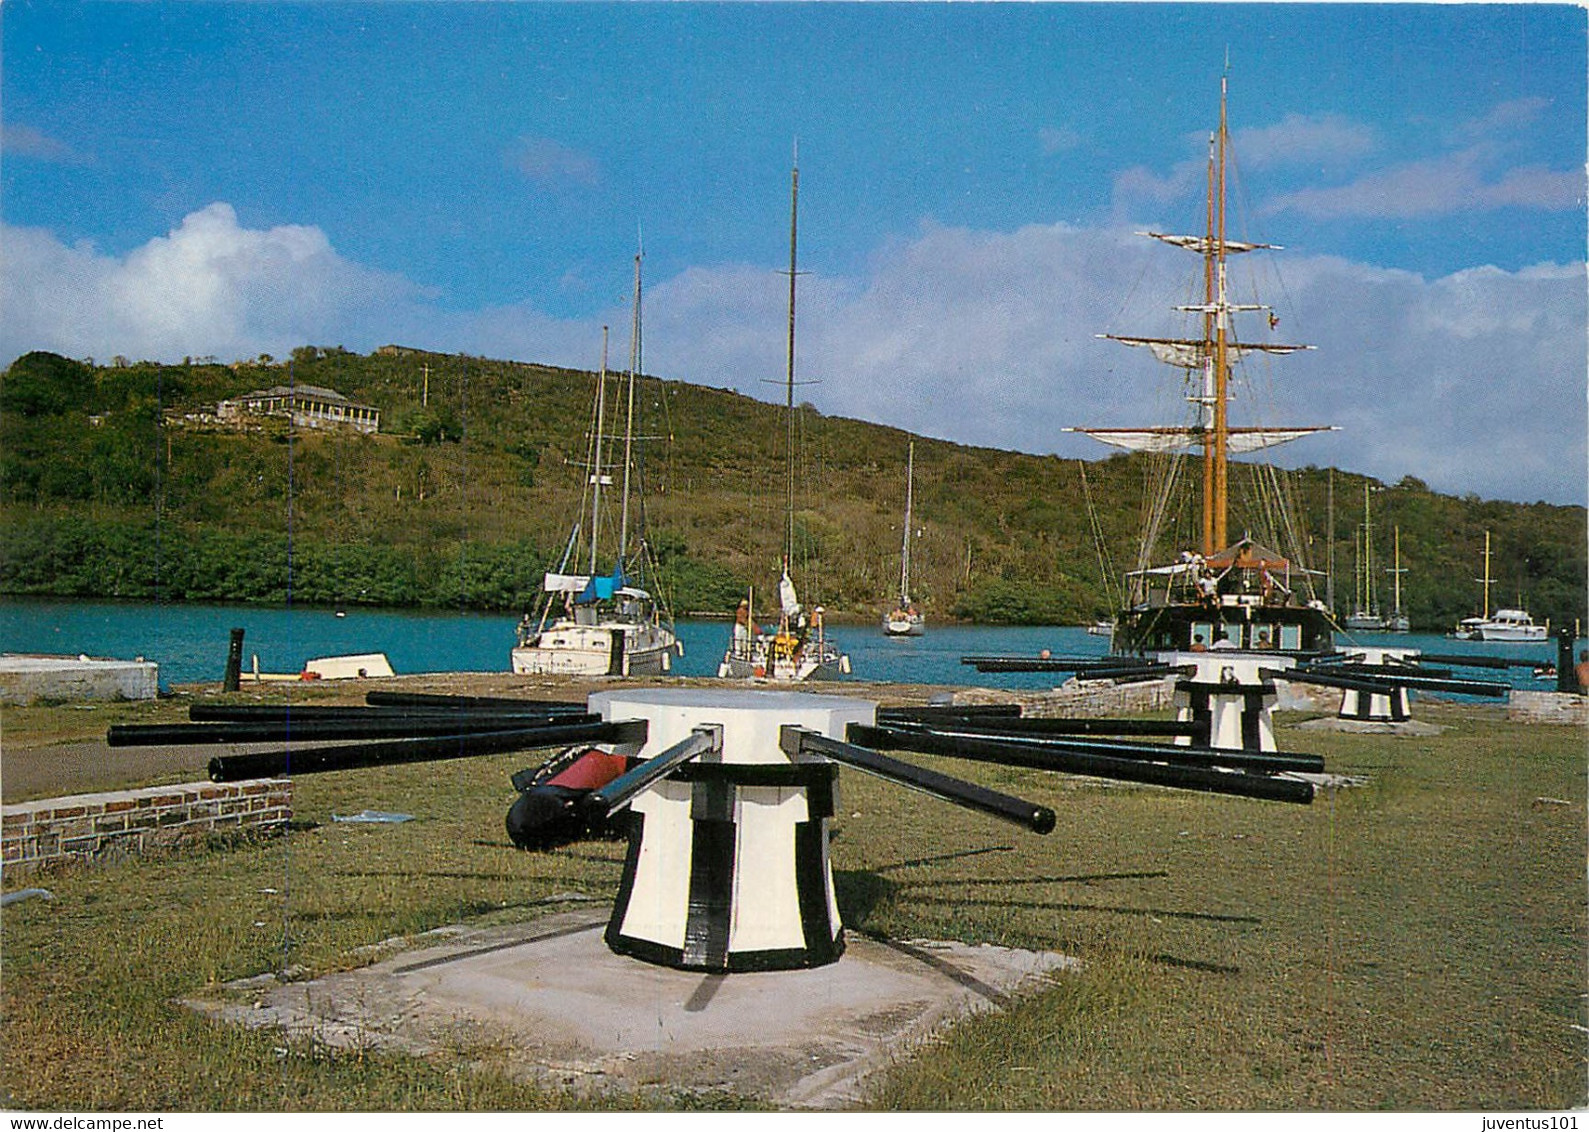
[0,596,1561,693]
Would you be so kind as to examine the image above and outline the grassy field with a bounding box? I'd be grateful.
[1,688,1584,1111]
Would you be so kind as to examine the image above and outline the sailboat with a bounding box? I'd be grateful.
[1068,75,1337,655]
[719,157,851,680]
[883,439,926,636]
[1385,526,1411,632]
[1452,531,1546,641]
[512,255,682,676]
[1344,484,1387,631]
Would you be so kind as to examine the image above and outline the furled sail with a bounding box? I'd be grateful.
[1142,232,1278,255]
[1064,425,1336,454]
[779,570,801,616]
[1099,334,1312,370]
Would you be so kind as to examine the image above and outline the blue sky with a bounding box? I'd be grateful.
[4,2,1586,504]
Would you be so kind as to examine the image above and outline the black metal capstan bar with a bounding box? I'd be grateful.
[1308,662,1454,679]
[188,704,594,724]
[111,713,603,747]
[846,725,1315,804]
[207,719,646,782]
[851,722,1321,775]
[1267,667,1508,698]
[584,726,722,819]
[781,726,1057,834]
[1413,653,1543,670]
[364,691,589,712]
[875,704,1024,723]
[881,715,1210,743]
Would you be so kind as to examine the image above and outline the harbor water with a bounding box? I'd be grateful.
[0,596,1562,694]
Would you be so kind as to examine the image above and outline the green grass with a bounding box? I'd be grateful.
[2,699,1584,1110]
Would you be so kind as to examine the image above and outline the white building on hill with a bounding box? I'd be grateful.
[218,384,380,434]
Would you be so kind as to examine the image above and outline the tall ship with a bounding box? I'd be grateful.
[513,257,682,676]
[1069,76,1337,656]
[719,157,852,681]
[882,438,926,636]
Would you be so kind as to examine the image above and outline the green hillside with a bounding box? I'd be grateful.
[1,347,1584,632]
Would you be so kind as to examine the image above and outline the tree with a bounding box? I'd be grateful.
[1,352,95,416]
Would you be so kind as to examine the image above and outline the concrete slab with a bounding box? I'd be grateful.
[184,907,1077,1108]
[0,653,159,705]
[1297,716,1446,737]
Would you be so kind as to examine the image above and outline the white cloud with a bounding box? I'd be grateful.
[1038,125,1082,155]
[1263,145,1585,219]
[1233,113,1378,169]
[3,204,1582,505]
[1,203,422,363]
[638,224,1586,506]
[1,123,89,164]
[503,136,600,188]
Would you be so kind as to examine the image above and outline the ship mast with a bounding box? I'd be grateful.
[900,439,915,605]
[618,249,641,566]
[1071,77,1330,563]
[784,155,799,576]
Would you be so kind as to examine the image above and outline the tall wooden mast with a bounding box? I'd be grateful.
[1211,74,1231,551]
[784,153,800,575]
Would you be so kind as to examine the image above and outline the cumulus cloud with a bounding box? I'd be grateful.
[1,203,425,363]
[637,224,1585,506]
[2,204,1582,504]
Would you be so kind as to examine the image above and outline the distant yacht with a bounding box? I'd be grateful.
[512,265,682,677]
[719,155,851,681]
[1450,531,1546,642]
[882,439,925,637]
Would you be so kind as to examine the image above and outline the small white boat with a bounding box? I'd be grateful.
[1458,608,1547,643]
[719,157,851,681]
[1086,619,1115,637]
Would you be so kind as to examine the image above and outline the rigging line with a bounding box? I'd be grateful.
[1078,460,1122,608]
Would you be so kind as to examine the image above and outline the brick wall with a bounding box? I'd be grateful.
[2,779,290,872]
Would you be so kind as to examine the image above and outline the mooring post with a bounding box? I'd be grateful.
[223,628,245,692]
[1556,626,1576,695]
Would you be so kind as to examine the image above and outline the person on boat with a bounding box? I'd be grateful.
[1254,629,1274,649]
[1210,630,1237,650]
[1575,650,1589,695]
[1189,634,1208,652]
[733,600,751,646]
[1197,574,1218,606]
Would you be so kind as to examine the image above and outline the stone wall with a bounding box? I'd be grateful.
[953,676,1177,717]
[2,779,290,872]
[1507,689,1589,726]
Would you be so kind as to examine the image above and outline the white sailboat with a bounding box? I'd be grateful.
[719,156,851,681]
[1452,531,1546,642]
[883,438,925,636]
[512,257,682,676]
[1385,526,1411,632]
[1344,484,1387,631]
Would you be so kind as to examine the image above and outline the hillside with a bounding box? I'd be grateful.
[1,347,1584,631]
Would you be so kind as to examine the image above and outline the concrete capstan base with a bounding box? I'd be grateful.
[184,907,1076,1109]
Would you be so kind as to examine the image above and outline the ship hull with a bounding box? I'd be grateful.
[512,622,679,677]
